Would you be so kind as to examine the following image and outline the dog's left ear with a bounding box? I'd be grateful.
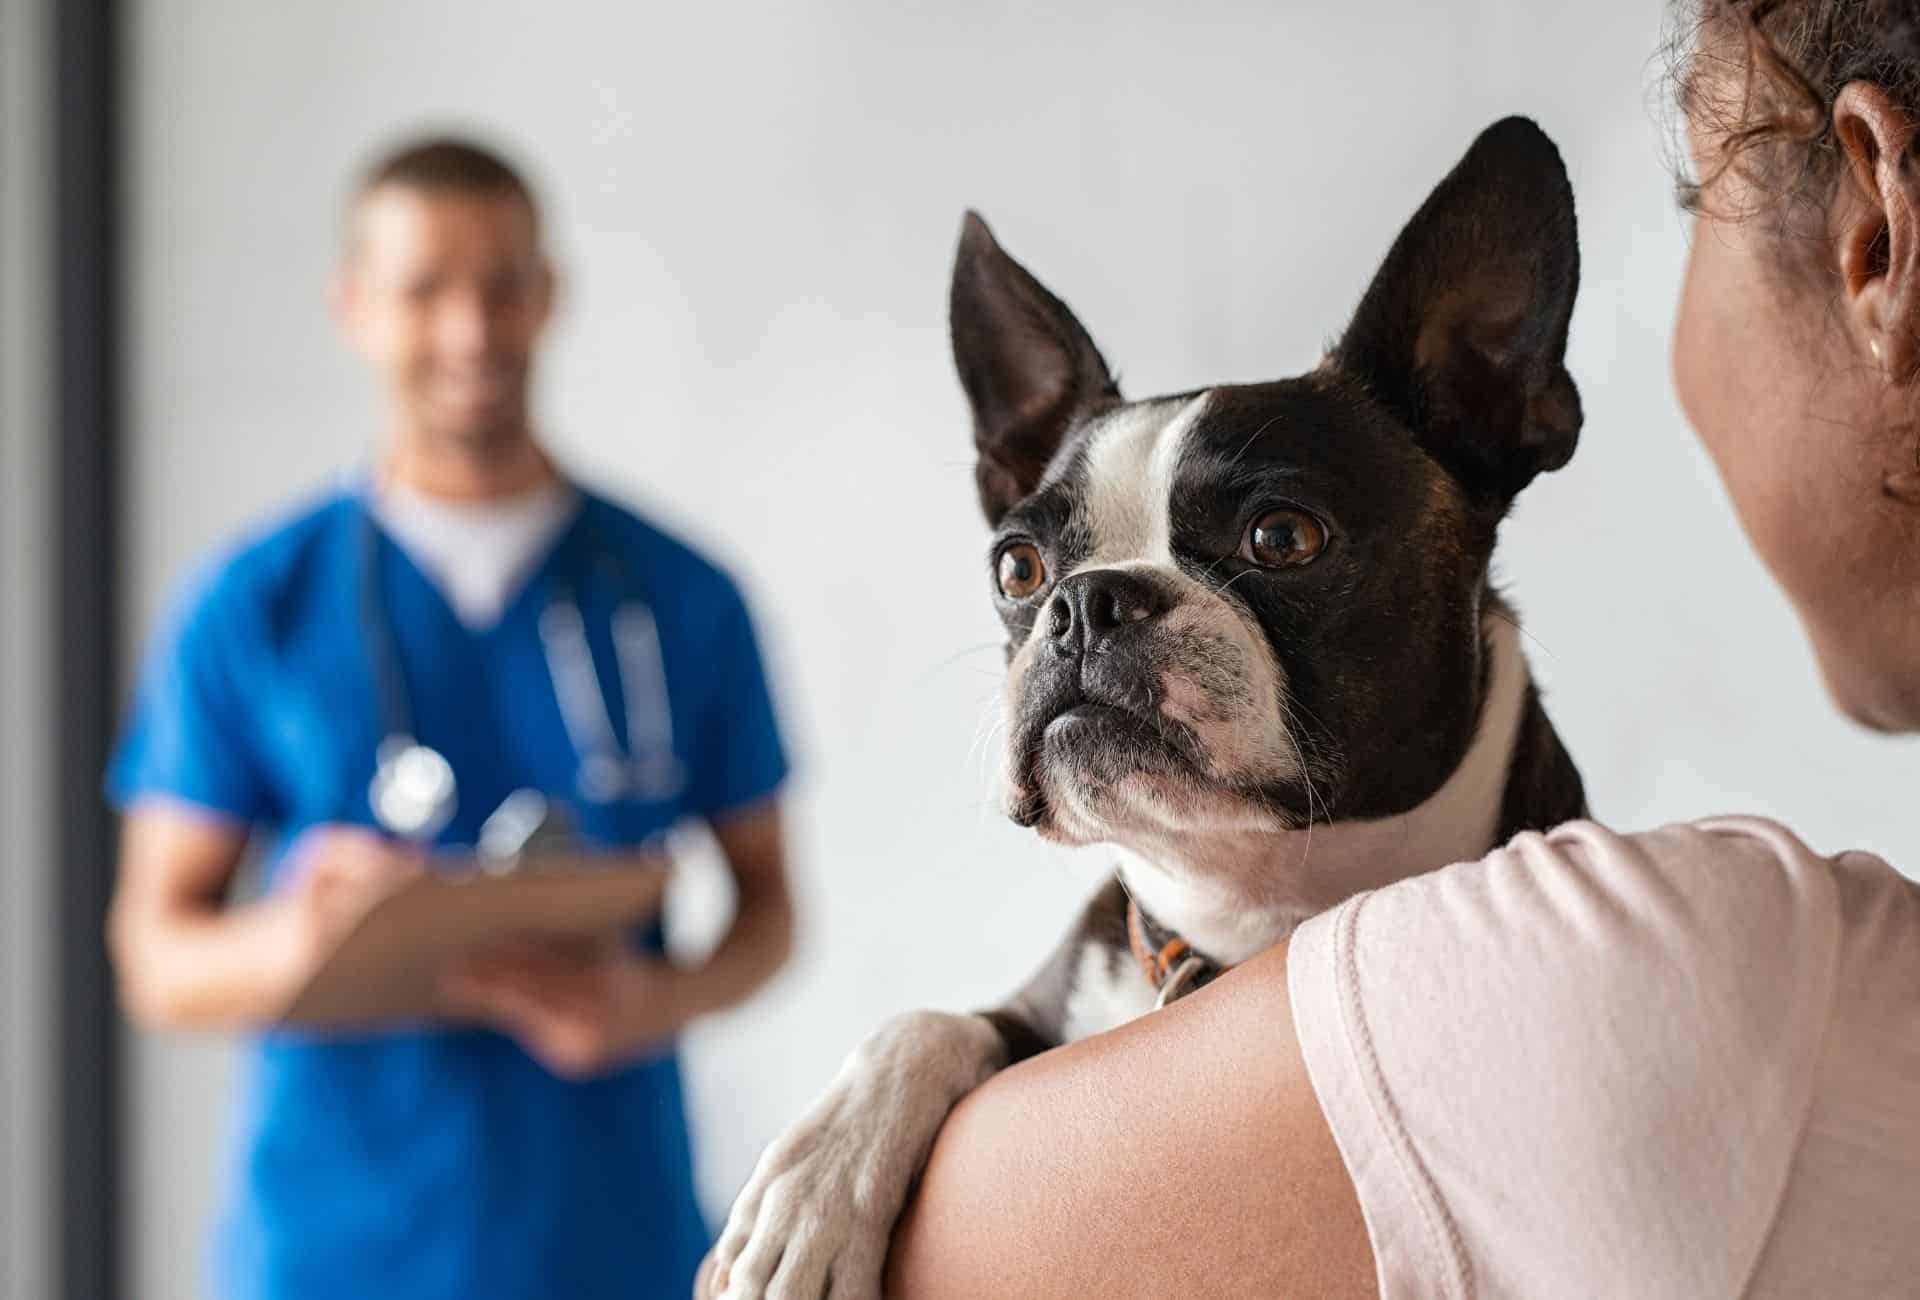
[951,212,1120,525]
[1334,116,1581,506]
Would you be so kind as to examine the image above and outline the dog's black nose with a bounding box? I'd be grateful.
[1047,568,1171,655]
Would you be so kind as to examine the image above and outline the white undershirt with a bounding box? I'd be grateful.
[371,476,581,630]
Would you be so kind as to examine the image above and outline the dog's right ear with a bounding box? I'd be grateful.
[950,212,1119,525]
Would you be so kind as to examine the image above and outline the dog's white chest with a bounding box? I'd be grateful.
[1061,943,1160,1042]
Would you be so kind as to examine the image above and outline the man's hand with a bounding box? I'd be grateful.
[438,939,698,1079]
[442,799,796,1082]
[111,809,422,1030]
[265,824,424,1001]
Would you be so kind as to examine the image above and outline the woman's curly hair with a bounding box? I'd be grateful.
[1673,0,1920,239]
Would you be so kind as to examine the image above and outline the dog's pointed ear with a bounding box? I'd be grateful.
[1333,117,1582,506]
[951,212,1119,525]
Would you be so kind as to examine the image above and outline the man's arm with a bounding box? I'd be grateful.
[109,804,418,1030]
[674,797,795,1018]
[884,942,1377,1299]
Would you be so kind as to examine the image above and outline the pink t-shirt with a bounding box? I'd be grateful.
[1288,817,1920,1298]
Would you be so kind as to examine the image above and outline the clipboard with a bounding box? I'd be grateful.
[279,854,669,1030]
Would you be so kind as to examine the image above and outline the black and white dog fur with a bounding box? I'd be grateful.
[705,117,1589,1300]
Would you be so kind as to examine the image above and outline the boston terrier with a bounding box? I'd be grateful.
[704,116,1588,1300]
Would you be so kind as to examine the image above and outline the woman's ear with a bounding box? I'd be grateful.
[1834,82,1920,380]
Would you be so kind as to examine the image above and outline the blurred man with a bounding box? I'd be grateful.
[106,137,794,1300]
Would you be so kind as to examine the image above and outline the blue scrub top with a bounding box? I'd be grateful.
[108,483,790,1300]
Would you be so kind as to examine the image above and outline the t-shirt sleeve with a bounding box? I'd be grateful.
[1287,818,1842,1299]
[106,565,278,824]
[685,579,790,821]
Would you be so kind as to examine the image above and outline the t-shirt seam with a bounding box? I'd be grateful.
[692,766,788,823]
[116,579,283,825]
[1720,830,1844,1299]
[1333,890,1476,1300]
[113,785,262,828]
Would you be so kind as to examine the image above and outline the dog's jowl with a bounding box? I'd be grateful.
[706,116,1590,1300]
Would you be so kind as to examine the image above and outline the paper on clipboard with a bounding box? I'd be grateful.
[279,855,669,1030]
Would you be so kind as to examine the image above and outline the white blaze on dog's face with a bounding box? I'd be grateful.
[998,393,1299,847]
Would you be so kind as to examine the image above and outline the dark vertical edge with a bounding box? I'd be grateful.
[53,0,122,1297]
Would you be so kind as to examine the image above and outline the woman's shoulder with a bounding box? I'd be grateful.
[1306,817,1814,960]
[1287,813,1920,1296]
[1548,811,1908,883]
[1293,812,1861,1089]
[1310,812,1920,1068]
[1486,814,1916,956]
[1380,813,1915,947]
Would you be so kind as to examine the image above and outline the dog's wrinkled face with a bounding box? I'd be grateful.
[951,118,1583,852]
[988,382,1492,846]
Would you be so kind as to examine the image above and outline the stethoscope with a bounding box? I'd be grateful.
[361,504,688,844]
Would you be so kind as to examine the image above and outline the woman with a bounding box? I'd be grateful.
[881,4,1920,1295]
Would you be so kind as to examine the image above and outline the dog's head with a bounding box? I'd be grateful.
[953,118,1580,859]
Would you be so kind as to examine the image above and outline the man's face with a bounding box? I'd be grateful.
[336,185,553,452]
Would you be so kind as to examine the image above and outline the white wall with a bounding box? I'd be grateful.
[1,0,56,1296]
[124,2,1920,1297]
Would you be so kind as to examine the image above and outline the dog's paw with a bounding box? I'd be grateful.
[705,1010,1003,1300]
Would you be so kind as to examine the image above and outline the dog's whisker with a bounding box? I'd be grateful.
[1277,697,1327,864]
[1485,606,1559,664]
[1193,551,1238,587]
[912,640,1010,687]
[967,706,1008,771]
[1280,692,1344,770]
[1224,415,1285,472]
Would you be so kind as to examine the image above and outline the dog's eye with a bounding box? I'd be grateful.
[1242,510,1327,569]
[995,543,1047,600]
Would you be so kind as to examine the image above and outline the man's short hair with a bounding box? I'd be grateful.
[347,135,541,247]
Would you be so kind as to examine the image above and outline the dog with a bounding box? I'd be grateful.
[702,116,1588,1300]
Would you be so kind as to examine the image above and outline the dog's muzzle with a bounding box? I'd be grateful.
[1006,568,1207,824]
